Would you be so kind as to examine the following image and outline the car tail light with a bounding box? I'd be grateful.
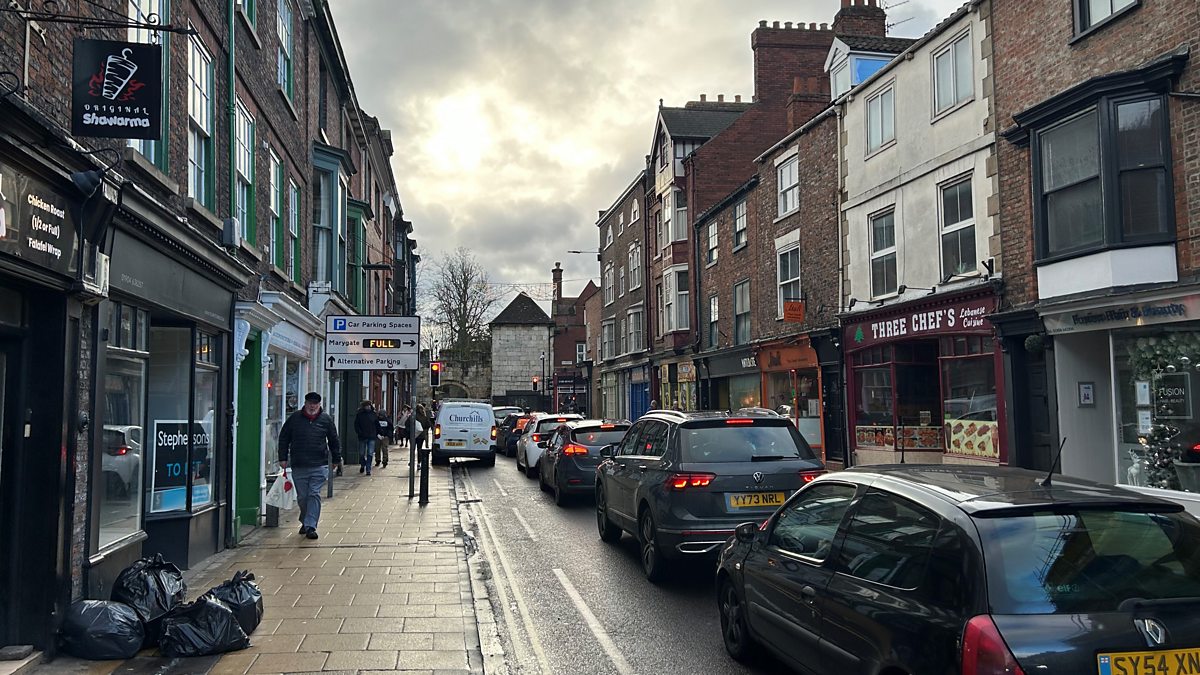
[667,473,715,490]
[799,470,826,483]
[107,445,130,456]
[563,444,589,456]
[556,418,568,422]
[725,418,754,425]
[962,615,1026,675]
[531,433,542,442]
[434,424,442,439]
[490,426,497,440]
[600,424,616,429]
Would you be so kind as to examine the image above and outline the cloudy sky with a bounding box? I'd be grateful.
[334,0,966,307]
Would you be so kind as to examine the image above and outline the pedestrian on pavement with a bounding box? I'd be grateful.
[397,404,412,448]
[376,409,393,468]
[414,403,432,450]
[355,400,380,475]
[278,392,342,540]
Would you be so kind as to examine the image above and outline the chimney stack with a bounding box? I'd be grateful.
[833,0,887,37]
[553,262,563,307]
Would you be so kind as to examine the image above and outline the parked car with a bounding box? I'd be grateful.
[431,399,497,467]
[516,413,583,478]
[595,410,824,582]
[492,405,523,423]
[539,419,630,506]
[102,425,143,498]
[715,464,1200,674]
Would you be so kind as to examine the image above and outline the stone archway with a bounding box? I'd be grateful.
[439,380,471,399]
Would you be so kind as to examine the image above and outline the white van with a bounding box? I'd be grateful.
[431,400,497,467]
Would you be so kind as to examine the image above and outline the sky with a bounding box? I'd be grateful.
[334,0,967,310]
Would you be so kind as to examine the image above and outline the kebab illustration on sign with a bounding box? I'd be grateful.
[88,48,145,102]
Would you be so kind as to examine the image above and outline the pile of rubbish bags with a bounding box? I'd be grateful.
[61,555,263,660]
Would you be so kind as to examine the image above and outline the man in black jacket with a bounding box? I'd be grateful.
[279,392,342,539]
[355,400,379,475]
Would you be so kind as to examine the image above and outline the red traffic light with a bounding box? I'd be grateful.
[431,362,441,371]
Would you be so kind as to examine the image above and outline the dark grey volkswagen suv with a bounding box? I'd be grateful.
[595,410,824,582]
[716,465,1200,674]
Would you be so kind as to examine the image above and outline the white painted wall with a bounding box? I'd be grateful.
[840,10,995,305]
[1038,245,1178,299]
[1054,331,1117,484]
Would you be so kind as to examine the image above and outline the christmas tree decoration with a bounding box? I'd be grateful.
[1139,421,1183,491]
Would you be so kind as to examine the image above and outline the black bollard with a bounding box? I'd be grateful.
[408,443,416,499]
[418,449,430,505]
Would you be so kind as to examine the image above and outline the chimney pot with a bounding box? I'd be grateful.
[809,22,817,29]
[784,21,793,28]
[821,22,828,30]
[759,20,767,27]
[772,21,780,28]
[841,0,850,6]
[718,94,725,102]
[735,95,742,102]
[699,94,706,101]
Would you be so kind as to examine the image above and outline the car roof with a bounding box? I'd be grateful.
[640,409,735,423]
[839,464,1182,515]
[566,419,630,429]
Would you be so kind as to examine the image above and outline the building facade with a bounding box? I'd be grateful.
[490,293,553,411]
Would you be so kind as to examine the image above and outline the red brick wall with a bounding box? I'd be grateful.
[831,0,887,38]
[993,0,1200,308]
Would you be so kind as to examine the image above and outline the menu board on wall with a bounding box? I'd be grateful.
[855,425,895,451]
[0,161,78,276]
[945,418,1000,459]
[150,420,210,512]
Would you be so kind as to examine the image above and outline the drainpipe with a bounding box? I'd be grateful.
[226,0,238,540]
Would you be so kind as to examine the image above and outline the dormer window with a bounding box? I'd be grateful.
[830,54,892,99]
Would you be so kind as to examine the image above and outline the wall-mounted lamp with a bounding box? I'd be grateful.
[71,147,122,201]
[897,284,936,295]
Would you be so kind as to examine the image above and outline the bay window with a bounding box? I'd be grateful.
[734,281,750,345]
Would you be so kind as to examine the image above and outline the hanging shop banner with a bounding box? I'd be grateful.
[783,300,806,324]
[0,160,78,276]
[72,39,163,140]
[846,294,996,351]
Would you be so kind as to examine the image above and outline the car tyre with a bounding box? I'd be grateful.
[639,509,668,583]
[515,450,524,472]
[525,458,539,479]
[538,464,550,492]
[719,579,755,663]
[553,475,569,507]
[596,486,621,543]
[479,453,495,468]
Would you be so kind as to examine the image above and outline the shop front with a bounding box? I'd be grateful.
[759,339,825,452]
[701,349,757,412]
[1042,288,1200,512]
[657,358,698,411]
[843,289,1005,466]
[596,361,651,420]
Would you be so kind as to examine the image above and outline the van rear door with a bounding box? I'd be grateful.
[440,405,493,453]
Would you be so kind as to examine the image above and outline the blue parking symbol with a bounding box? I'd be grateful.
[333,318,347,331]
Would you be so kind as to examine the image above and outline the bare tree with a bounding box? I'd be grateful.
[426,247,500,356]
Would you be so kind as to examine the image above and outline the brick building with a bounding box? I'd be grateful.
[990,0,1200,502]
[549,262,598,414]
[0,0,412,654]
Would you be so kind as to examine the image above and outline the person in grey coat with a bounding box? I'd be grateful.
[278,392,342,539]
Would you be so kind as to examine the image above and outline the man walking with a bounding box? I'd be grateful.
[355,400,379,475]
[278,392,342,540]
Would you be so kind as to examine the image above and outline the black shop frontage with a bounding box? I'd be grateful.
[842,287,1007,467]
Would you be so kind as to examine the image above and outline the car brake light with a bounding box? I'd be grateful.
[563,444,589,456]
[490,426,497,440]
[725,419,754,425]
[600,424,616,429]
[799,470,826,483]
[531,433,541,442]
[667,473,715,490]
[556,418,568,422]
[107,446,130,456]
[434,424,442,439]
[962,615,1026,675]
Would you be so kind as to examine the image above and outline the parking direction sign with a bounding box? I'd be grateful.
[324,315,420,371]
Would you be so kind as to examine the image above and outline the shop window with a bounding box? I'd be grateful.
[766,369,822,447]
[730,374,761,409]
[870,210,897,297]
[941,339,998,459]
[857,367,893,426]
[1115,330,1200,494]
[940,177,975,279]
[99,304,150,549]
[192,332,220,507]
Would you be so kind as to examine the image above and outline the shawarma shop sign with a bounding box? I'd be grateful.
[71,38,163,140]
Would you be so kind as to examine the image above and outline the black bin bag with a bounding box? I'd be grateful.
[204,571,263,635]
[61,600,145,660]
[158,595,250,657]
[111,553,186,646]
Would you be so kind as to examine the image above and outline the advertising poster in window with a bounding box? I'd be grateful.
[150,419,210,512]
[944,418,1000,459]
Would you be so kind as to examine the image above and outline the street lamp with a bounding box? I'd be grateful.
[540,350,547,410]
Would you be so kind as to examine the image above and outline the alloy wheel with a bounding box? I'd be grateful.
[720,581,752,662]
[639,510,665,582]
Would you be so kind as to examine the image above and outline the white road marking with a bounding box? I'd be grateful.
[512,507,539,542]
[492,478,509,497]
[463,471,553,674]
[553,568,635,675]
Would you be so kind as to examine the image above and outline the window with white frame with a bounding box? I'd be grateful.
[734,200,748,248]
[619,212,625,234]
[708,295,719,348]
[630,200,640,222]
[269,150,282,267]
[778,247,800,317]
[656,283,664,335]
[655,209,665,254]
[619,318,627,354]
[287,180,300,279]
[706,221,718,264]
[187,33,213,207]
[601,322,615,360]
[235,100,255,242]
[576,342,586,363]
[664,272,674,332]
[734,281,751,345]
[276,0,294,98]
[778,157,799,215]
[832,63,850,99]
[940,177,976,279]
[1077,0,1136,32]
[672,189,688,241]
[870,209,898,297]
[866,86,895,154]
[605,225,614,249]
[673,268,689,331]
[934,32,973,115]
[628,308,643,352]
[128,0,163,164]
[618,266,626,297]
[662,191,673,247]
[604,264,615,305]
[628,245,642,290]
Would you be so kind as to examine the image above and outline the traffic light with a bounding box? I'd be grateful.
[429,361,442,387]
[532,376,540,391]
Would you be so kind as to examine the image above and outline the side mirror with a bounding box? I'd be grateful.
[735,522,759,544]
[538,441,549,448]
[599,444,615,458]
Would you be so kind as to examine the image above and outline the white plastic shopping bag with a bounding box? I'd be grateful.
[265,468,297,510]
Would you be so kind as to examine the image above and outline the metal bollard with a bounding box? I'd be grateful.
[408,443,416,499]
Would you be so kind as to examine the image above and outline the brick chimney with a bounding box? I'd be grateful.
[788,75,830,131]
[552,262,563,308]
[833,0,887,38]
[751,20,835,106]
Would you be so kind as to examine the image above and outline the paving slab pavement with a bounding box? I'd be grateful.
[25,448,488,675]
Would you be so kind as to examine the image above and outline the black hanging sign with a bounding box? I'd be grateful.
[71,38,162,140]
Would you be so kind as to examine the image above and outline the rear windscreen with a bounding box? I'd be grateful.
[679,422,815,463]
[572,429,628,446]
[976,509,1200,614]
[537,419,575,432]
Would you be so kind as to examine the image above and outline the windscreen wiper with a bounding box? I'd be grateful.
[751,454,790,461]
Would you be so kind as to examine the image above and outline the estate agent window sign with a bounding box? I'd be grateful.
[71,39,163,140]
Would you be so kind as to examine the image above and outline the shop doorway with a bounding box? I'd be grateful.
[0,337,17,646]
[821,365,845,465]
[1021,348,1058,472]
